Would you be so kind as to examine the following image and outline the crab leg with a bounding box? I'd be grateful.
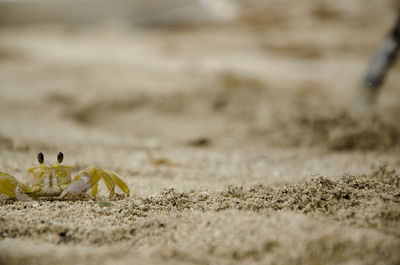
[0,172,36,201]
[0,172,19,198]
[90,182,98,197]
[88,173,129,197]
[84,166,129,197]
[110,173,130,196]
[60,166,129,198]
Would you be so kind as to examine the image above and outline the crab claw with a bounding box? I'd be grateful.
[60,172,90,199]
[15,186,33,201]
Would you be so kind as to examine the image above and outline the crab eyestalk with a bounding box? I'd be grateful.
[37,152,44,164]
[57,152,64,164]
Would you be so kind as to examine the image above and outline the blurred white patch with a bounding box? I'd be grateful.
[200,0,239,21]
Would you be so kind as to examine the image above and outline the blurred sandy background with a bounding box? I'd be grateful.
[0,0,400,264]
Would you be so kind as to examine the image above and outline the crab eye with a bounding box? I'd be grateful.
[37,152,44,164]
[57,152,64,163]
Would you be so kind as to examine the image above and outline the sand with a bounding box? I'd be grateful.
[1,0,400,264]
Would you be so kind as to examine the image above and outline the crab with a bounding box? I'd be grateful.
[0,152,129,201]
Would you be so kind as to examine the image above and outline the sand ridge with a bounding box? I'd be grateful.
[1,166,400,264]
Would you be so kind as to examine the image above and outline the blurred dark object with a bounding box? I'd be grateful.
[187,137,211,147]
[362,14,400,104]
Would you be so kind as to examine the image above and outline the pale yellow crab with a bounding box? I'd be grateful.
[0,152,129,200]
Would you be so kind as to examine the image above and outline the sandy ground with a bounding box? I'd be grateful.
[1,0,400,264]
